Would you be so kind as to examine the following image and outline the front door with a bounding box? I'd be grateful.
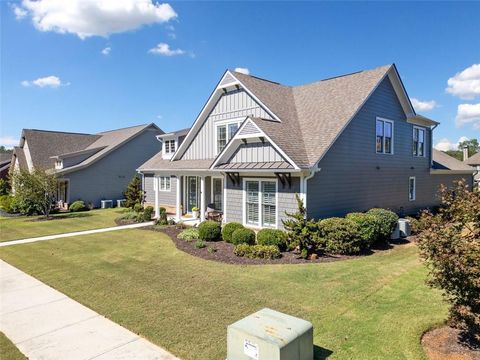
[187,176,198,212]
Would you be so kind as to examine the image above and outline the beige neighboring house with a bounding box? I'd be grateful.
[464,151,480,189]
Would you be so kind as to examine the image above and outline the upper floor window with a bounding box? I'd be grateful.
[216,121,240,154]
[376,118,394,154]
[413,127,425,157]
[164,140,176,154]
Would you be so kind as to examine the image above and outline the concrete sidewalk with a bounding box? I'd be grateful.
[0,260,179,360]
[0,221,154,247]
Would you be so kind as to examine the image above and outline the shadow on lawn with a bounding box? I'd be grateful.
[314,344,333,359]
[28,212,94,222]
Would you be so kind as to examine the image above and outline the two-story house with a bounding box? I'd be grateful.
[138,64,474,228]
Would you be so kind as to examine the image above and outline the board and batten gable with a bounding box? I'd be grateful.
[181,89,273,160]
[306,76,458,218]
[65,128,161,207]
[228,142,285,163]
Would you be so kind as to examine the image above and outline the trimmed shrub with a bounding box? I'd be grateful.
[195,239,206,249]
[367,208,399,241]
[69,200,87,212]
[231,228,256,245]
[222,222,244,243]
[318,217,363,255]
[256,229,288,251]
[346,212,380,248]
[178,228,199,241]
[142,206,154,221]
[133,203,143,213]
[234,244,281,259]
[156,207,168,225]
[198,220,222,241]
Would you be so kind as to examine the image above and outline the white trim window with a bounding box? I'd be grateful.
[376,118,394,154]
[164,140,176,154]
[413,127,425,157]
[216,121,241,154]
[408,176,416,201]
[244,179,277,228]
[159,176,171,192]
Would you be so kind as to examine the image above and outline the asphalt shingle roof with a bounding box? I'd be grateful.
[432,149,474,171]
[465,152,480,166]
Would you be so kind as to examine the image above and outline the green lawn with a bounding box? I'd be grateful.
[0,209,124,242]
[0,229,447,360]
[0,332,25,360]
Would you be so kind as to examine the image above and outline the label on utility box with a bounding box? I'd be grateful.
[243,339,258,359]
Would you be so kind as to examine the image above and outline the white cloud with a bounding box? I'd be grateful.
[0,136,19,149]
[434,136,470,151]
[21,75,69,88]
[101,47,111,55]
[411,98,437,112]
[234,67,250,75]
[148,43,186,56]
[455,103,480,129]
[446,64,480,100]
[15,0,177,39]
[11,4,28,19]
[156,114,163,119]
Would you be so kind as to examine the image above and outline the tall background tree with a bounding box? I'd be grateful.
[444,138,479,161]
[123,175,143,208]
[11,169,57,217]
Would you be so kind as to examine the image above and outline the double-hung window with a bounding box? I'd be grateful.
[413,127,425,157]
[159,176,171,191]
[376,118,394,154]
[245,179,277,228]
[408,176,416,201]
[164,140,175,154]
[216,121,240,154]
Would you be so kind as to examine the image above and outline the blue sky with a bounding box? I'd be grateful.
[1,1,479,151]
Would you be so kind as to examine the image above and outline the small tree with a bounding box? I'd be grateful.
[123,175,143,209]
[12,169,57,217]
[418,180,479,344]
[282,194,318,258]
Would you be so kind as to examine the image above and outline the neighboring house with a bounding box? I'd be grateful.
[138,64,474,229]
[12,124,163,208]
[0,153,12,180]
[464,152,480,189]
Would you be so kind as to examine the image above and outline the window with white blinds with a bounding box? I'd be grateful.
[159,176,171,191]
[245,180,277,227]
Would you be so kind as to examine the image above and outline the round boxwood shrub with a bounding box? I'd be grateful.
[198,220,222,241]
[69,200,87,212]
[367,208,399,241]
[346,212,380,248]
[318,217,363,255]
[231,228,256,245]
[256,229,288,251]
[222,222,245,243]
[142,206,154,221]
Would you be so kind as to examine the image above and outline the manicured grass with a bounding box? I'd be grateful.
[0,229,447,360]
[0,332,26,360]
[0,209,124,242]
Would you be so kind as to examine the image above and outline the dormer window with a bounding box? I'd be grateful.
[164,140,176,154]
[55,160,63,169]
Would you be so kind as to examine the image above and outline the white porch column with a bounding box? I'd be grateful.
[154,176,160,219]
[176,176,182,221]
[200,176,206,222]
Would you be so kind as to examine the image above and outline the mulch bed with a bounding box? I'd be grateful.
[422,326,480,360]
[144,225,411,265]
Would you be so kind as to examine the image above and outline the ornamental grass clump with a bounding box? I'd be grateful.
[418,180,480,344]
[178,228,199,241]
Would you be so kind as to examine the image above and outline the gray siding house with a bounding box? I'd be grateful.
[138,65,474,229]
[12,124,163,208]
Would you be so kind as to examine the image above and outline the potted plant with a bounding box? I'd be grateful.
[192,206,200,219]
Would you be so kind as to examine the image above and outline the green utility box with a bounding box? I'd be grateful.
[227,308,313,360]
